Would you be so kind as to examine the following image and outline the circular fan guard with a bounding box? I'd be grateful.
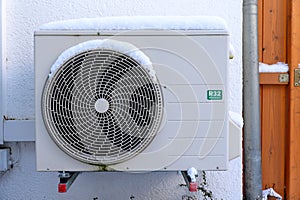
[42,48,163,165]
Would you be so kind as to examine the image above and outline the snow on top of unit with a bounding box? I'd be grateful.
[259,62,289,73]
[49,39,156,80]
[40,16,228,31]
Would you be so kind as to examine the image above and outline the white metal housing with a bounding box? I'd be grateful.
[35,28,229,172]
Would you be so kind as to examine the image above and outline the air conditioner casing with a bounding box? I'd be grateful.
[35,29,229,172]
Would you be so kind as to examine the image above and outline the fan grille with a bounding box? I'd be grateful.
[42,48,163,165]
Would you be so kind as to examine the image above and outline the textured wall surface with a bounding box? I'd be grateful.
[1,0,243,199]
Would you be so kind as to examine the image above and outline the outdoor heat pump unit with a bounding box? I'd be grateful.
[35,16,229,172]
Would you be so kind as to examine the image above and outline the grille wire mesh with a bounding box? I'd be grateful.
[42,48,163,165]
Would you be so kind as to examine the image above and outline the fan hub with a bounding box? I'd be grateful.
[95,98,109,113]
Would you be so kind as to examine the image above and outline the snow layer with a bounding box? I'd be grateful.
[50,39,156,80]
[40,16,228,31]
[259,62,289,73]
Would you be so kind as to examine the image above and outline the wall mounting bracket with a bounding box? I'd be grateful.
[181,170,198,192]
[58,171,80,193]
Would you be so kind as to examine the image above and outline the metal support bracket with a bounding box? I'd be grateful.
[181,171,198,192]
[181,170,190,186]
[58,171,80,193]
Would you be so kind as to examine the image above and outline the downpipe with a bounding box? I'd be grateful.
[243,0,262,199]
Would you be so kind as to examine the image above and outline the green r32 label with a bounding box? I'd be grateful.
[207,90,222,100]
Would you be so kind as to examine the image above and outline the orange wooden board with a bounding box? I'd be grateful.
[259,0,288,199]
[260,73,289,85]
[262,0,287,64]
[258,0,263,61]
[261,85,287,197]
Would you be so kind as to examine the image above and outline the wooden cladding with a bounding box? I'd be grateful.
[259,0,300,199]
[259,0,288,199]
[286,0,300,199]
[261,0,287,63]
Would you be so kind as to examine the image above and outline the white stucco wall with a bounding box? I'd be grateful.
[0,0,243,199]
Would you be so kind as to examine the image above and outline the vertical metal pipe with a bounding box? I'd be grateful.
[243,0,262,199]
